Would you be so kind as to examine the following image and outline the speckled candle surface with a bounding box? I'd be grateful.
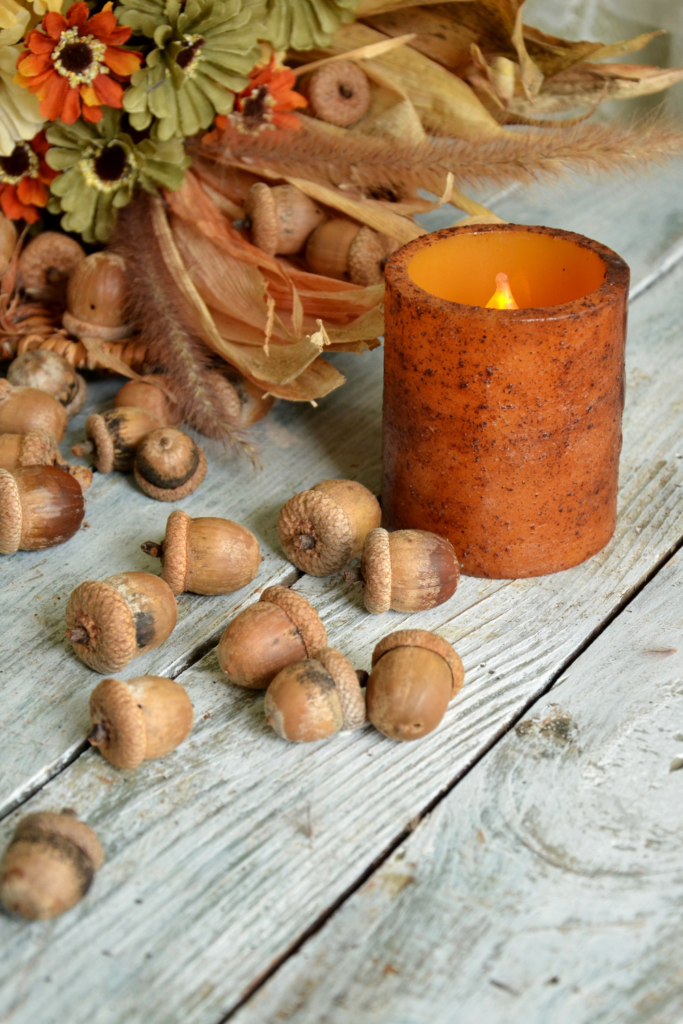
[382,224,630,578]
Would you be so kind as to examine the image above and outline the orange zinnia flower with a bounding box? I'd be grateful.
[15,1,142,125]
[233,57,307,132]
[0,130,57,223]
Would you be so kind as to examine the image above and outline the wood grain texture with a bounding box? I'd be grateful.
[232,550,683,1024]
[1,164,683,1023]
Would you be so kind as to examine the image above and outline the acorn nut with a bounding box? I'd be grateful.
[65,571,178,673]
[62,252,133,341]
[89,676,193,769]
[304,61,372,127]
[243,182,326,256]
[72,406,163,473]
[8,349,87,418]
[265,646,366,742]
[366,629,464,741]
[305,219,386,286]
[0,379,68,441]
[357,527,460,613]
[142,509,261,595]
[277,478,381,576]
[114,374,183,426]
[134,428,207,501]
[207,367,274,427]
[0,466,85,555]
[17,231,85,301]
[217,585,327,689]
[0,811,103,920]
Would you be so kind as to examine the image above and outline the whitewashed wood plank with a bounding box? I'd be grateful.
[1,210,683,1024]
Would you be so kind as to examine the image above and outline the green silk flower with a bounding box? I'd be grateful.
[119,0,260,140]
[259,0,359,50]
[45,110,190,242]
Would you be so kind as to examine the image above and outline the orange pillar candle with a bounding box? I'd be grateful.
[382,224,630,578]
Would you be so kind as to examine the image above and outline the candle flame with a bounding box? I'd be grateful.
[486,272,518,310]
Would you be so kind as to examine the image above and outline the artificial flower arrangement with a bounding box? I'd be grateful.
[1,0,683,444]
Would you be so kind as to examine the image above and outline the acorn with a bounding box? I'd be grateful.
[0,811,104,920]
[133,428,207,501]
[356,527,460,614]
[0,212,17,275]
[208,366,274,427]
[72,406,163,473]
[141,509,261,595]
[88,676,194,769]
[265,646,366,742]
[0,465,85,555]
[242,183,326,256]
[305,219,386,286]
[277,478,381,576]
[7,349,87,418]
[62,252,134,341]
[366,629,464,741]
[0,379,68,441]
[17,231,85,302]
[304,61,372,127]
[65,571,178,673]
[217,584,327,689]
[114,375,183,426]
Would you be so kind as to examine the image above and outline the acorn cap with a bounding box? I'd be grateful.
[0,469,22,555]
[83,412,115,474]
[18,231,85,300]
[277,488,355,576]
[361,527,392,614]
[306,60,372,127]
[18,429,59,467]
[372,629,464,697]
[348,226,386,286]
[159,508,190,594]
[261,585,327,655]
[64,373,88,419]
[245,182,279,255]
[89,677,147,769]
[65,579,137,672]
[133,429,207,502]
[15,812,104,871]
[313,646,366,730]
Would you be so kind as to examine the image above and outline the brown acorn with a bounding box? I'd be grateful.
[72,406,162,473]
[17,231,85,302]
[366,629,464,741]
[242,183,326,256]
[0,465,85,555]
[305,219,386,286]
[304,61,372,127]
[114,375,183,426]
[265,646,366,742]
[217,585,327,689]
[0,212,17,275]
[62,252,134,341]
[65,571,178,673]
[89,676,194,769]
[0,379,68,441]
[7,349,87,418]
[141,508,261,595]
[133,428,207,501]
[356,527,460,614]
[0,811,104,920]
[208,367,274,427]
[277,478,381,576]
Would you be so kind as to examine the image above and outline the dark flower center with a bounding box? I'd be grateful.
[241,85,269,123]
[176,38,204,70]
[94,145,128,183]
[59,41,94,74]
[0,146,31,180]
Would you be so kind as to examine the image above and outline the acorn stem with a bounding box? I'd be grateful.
[297,534,316,551]
[66,625,89,644]
[141,540,163,558]
[233,216,252,231]
[71,440,94,457]
[88,722,107,746]
[342,567,362,584]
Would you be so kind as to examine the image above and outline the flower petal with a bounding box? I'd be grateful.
[104,45,142,77]
[38,72,68,119]
[41,12,67,39]
[92,73,122,107]
[60,84,81,123]
[272,110,303,131]
[81,102,102,123]
[17,52,51,77]
[26,31,56,54]
[66,1,89,28]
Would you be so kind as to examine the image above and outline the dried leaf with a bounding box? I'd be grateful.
[356,0,473,15]
[292,32,416,75]
[522,25,666,78]
[511,63,683,115]
[252,356,345,401]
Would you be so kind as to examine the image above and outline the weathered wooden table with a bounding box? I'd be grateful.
[2,162,683,1024]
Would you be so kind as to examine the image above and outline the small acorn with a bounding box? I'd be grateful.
[7,349,87,418]
[0,379,68,441]
[208,367,274,427]
[89,676,194,769]
[366,629,464,741]
[62,252,134,341]
[141,509,261,595]
[265,646,366,742]
[304,61,372,127]
[305,219,386,286]
[114,375,183,426]
[0,465,85,555]
[72,406,163,473]
[356,527,460,614]
[278,478,381,576]
[17,231,85,302]
[65,571,178,673]
[134,428,207,501]
[217,585,327,689]
[0,212,17,275]
[0,811,104,920]
[242,183,327,256]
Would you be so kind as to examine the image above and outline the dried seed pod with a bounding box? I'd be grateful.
[265,646,365,742]
[7,349,87,418]
[217,584,327,689]
[359,527,460,614]
[114,375,183,426]
[133,428,207,501]
[0,212,17,273]
[89,675,194,769]
[244,183,327,256]
[72,406,162,473]
[207,367,274,427]
[0,811,104,920]
[305,61,372,127]
[278,478,381,576]
[65,571,178,673]
[0,466,85,555]
[17,231,85,302]
[0,379,68,441]
[305,219,385,285]
[141,509,261,595]
[366,629,464,741]
[62,252,134,341]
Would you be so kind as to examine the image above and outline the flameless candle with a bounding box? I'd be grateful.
[382,224,630,579]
